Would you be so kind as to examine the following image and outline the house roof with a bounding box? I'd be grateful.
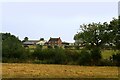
[23,40,39,45]
[48,37,61,42]
[27,40,39,42]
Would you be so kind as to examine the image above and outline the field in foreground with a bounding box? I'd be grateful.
[2,63,118,78]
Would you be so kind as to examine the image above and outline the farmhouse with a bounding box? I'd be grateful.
[36,38,47,45]
[22,37,79,49]
[47,37,62,46]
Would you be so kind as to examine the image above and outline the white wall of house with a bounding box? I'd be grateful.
[36,40,47,45]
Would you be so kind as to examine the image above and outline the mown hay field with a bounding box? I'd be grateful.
[2,63,119,78]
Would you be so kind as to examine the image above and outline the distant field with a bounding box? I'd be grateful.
[101,50,114,59]
[2,63,118,78]
[101,50,118,59]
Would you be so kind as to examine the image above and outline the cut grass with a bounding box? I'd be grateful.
[2,63,118,78]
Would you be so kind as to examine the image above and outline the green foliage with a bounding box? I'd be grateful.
[109,18,120,50]
[99,59,114,66]
[54,45,59,49]
[75,46,79,50]
[22,37,29,42]
[40,38,44,41]
[2,15,120,66]
[112,51,120,66]
[52,48,66,64]
[47,45,53,49]
[90,48,102,65]
[74,23,107,48]
[74,17,120,66]
[32,48,67,64]
[65,50,79,64]
[78,49,91,65]
[74,18,120,50]
[2,33,28,62]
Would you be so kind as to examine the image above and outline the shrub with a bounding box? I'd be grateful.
[65,50,79,64]
[90,48,102,65]
[47,46,53,49]
[54,45,59,49]
[99,59,114,66]
[32,48,66,64]
[2,33,29,62]
[75,46,79,50]
[112,52,120,66]
[78,49,91,65]
[52,48,66,64]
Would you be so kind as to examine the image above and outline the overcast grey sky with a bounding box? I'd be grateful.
[2,2,118,42]
[118,1,120,16]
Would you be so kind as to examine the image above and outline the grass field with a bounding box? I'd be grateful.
[2,63,118,78]
[102,50,119,59]
[101,50,114,59]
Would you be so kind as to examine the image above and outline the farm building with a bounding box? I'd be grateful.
[23,40,39,49]
[47,37,62,46]
[36,38,47,45]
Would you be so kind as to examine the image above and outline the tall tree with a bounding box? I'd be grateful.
[74,22,109,49]
[108,17,120,49]
[23,37,29,42]
[2,33,26,59]
[74,17,120,50]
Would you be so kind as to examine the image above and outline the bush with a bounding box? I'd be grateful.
[78,49,91,65]
[54,45,59,49]
[75,46,79,50]
[90,48,102,65]
[65,50,79,64]
[112,52,120,66]
[98,59,114,66]
[2,33,30,62]
[47,46,53,49]
[52,48,66,64]
[32,48,45,60]
[32,48,67,64]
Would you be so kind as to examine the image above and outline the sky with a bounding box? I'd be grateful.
[1,1,118,42]
[118,1,120,15]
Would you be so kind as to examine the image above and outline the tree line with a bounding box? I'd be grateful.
[1,16,120,66]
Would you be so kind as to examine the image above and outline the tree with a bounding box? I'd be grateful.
[90,48,102,65]
[22,37,29,42]
[2,33,27,62]
[40,38,44,41]
[103,17,120,50]
[74,17,120,50]
[74,22,109,49]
